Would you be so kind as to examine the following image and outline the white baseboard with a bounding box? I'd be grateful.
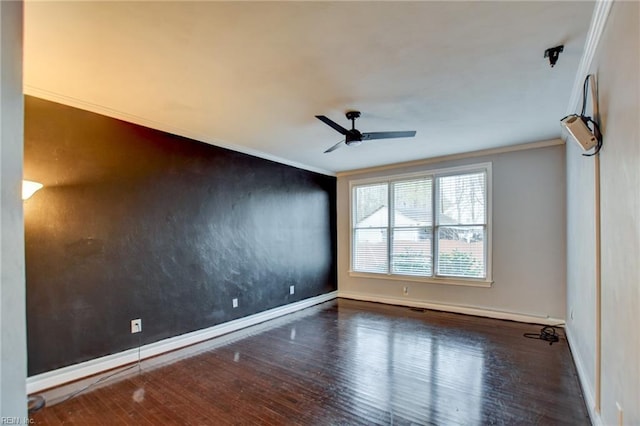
[27,291,337,394]
[565,326,601,426]
[338,291,565,325]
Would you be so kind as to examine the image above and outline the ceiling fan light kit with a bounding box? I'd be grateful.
[315,111,417,153]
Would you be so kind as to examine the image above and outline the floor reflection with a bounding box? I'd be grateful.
[347,312,484,425]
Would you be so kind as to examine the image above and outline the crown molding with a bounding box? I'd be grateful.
[336,139,564,178]
[23,86,336,177]
[565,0,614,115]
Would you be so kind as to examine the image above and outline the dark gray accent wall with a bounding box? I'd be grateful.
[24,96,337,376]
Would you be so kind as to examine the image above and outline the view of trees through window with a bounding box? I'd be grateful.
[437,172,486,278]
[352,167,488,280]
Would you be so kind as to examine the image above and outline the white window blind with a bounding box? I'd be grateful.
[351,164,490,282]
[353,183,388,273]
[391,178,432,276]
[436,172,486,279]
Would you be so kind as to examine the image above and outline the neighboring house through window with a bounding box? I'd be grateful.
[350,163,492,286]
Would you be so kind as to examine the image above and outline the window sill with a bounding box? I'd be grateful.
[348,271,493,288]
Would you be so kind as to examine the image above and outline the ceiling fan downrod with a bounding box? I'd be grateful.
[346,111,361,129]
[345,111,362,145]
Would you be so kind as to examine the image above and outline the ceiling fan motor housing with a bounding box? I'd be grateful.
[345,111,361,121]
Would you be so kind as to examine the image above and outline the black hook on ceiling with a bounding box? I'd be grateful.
[544,45,564,68]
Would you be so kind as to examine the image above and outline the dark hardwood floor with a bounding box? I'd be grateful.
[30,299,589,425]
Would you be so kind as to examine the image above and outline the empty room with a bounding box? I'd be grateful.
[0,0,638,425]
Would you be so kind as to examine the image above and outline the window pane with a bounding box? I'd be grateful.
[438,172,485,225]
[354,228,388,273]
[355,184,388,227]
[391,228,432,275]
[393,178,432,226]
[437,226,485,278]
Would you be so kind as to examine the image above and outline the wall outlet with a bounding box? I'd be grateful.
[131,318,142,334]
[232,298,238,308]
[403,286,409,296]
[290,285,295,295]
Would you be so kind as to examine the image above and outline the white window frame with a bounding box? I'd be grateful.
[349,163,493,287]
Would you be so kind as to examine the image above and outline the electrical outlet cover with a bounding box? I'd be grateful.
[131,318,142,334]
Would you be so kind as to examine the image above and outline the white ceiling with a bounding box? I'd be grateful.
[24,1,595,175]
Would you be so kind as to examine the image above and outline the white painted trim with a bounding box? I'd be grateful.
[348,162,493,284]
[27,291,337,394]
[565,0,614,115]
[485,162,493,282]
[348,272,493,288]
[348,162,492,187]
[22,86,336,177]
[594,154,602,414]
[337,139,564,177]
[338,291,565,326]
[565,326,602,426]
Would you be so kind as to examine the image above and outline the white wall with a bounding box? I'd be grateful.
[565,137,597,406]
[0,0,27,416]
[337,143,567,322]
[566,2,640,425]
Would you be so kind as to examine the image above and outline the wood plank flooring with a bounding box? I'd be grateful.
[30,299,590,425]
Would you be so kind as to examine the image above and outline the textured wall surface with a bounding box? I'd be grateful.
[24,96,336,375]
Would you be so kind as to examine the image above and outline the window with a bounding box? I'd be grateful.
[351,163,491,285]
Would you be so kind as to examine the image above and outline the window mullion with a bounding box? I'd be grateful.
[387,181,393,274]
[433,175,439,277]
[351,186,356,272]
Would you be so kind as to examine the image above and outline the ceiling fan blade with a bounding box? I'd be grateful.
[361,130,417,141]
[324,140,345,153]
[315,115,349,135]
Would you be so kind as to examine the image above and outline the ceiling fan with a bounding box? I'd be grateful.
[315,111,416,153]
